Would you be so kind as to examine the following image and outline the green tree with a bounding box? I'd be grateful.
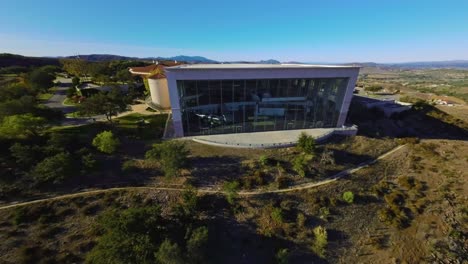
[342,191,355,204]
[115,69,133,83]
[9,143,43,169]
[79,88,129,122]
[71,76,80,87]
[145,141,190,178]
[0,114,46,139]
[60,58,90,78]
[154,239,184,264]
[66,87,76,98]
[27,68,55,91]
[0,96,37,120]
[92,131,120,154]
[0,83,34,102]
[86,206,164,264]
[297,132,316,154]
[30,152,74,184]
[39,65,61,75]
[186,226,209,264]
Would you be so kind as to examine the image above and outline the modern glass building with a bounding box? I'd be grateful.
[165,64,360,137]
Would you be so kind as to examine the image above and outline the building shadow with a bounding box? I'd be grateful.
[347,100,468,140]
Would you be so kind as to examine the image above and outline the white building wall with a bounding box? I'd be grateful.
[148,78,171,108]
[337,74,358,126]
[166,67,360,137]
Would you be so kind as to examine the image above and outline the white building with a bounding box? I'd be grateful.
[131,63,360,138]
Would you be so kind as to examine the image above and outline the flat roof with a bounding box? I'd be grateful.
[166,63,360,70]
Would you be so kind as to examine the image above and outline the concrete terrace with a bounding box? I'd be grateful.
[186,126,357,148]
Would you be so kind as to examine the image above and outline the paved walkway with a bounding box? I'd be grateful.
[0,144,406,211]
[191,126,357,148]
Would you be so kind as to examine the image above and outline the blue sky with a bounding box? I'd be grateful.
[1,0,467,62]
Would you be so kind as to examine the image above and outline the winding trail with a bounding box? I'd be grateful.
[0,145,406,211]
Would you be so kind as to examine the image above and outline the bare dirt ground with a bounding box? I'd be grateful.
[437,104,468,123]
[337,139,468,263]
[0,139,465,263]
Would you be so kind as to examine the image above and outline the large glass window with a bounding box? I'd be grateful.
[177,78,349,136]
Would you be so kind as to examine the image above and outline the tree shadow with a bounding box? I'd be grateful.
[205,212,320,263]
[190,156,244,186]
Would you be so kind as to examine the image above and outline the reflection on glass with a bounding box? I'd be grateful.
[177,78,349,136]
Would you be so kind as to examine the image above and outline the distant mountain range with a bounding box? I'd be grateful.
[63,54,218,63]
[384,60,468,69]
[1,53,468,69]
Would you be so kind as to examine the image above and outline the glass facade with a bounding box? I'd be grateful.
[177,78,349,136]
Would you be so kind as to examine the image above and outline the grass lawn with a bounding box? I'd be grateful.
[37,87,58,101]
[52,113,168,142]
[65,111,82,118]
[114,113,168,140]
[63,97,78,106]
[37,93,54,101]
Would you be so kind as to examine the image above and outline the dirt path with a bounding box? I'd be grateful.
[0,145,406,211]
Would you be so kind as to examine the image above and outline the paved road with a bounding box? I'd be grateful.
[0,144,406,210]
[44,77,102,126]
[44,77,77,114]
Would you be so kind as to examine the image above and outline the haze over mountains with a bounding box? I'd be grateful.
[1,53,468,69]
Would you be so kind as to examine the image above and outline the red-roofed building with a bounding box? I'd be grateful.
[129,61,184,109]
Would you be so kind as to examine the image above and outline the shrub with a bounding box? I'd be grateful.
[121,160,138,173]
[271,207,284,224]
[318,207,330,220]
[258,155,269,167]
[342,191,355,204]
[81,153,97,174]
[154,239,184,264]
[296,213,306,228]
[275,248,290,264]
[81,204,101,216]
[145,141,190,178]
[12,207,29,225]
[222,181,240,205]
[30,152,74,184]
[372,181,392,197]
[297,132,316,154]
[364,85,383,92]
[292,154,313,177]
[258,205,284,237]
[186,226,209,263]
[173,186,199,219]
[397,176,415,189]
[92,131,120,154]
[384,191,405,207]
[311,226,327,258]
[276,175,290,189]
